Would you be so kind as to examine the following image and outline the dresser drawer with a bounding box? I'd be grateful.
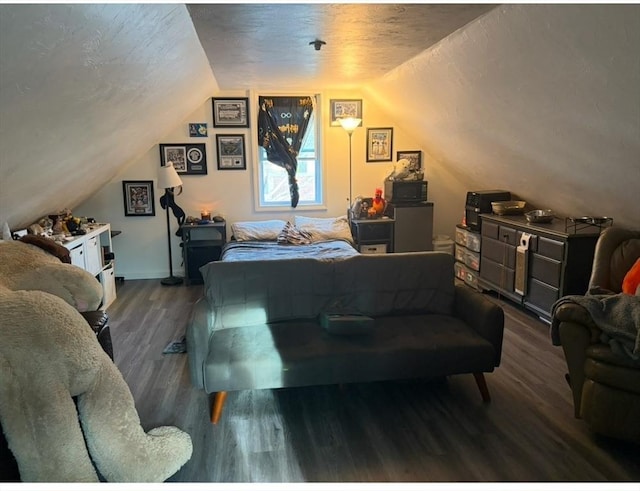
[537,236,565,261]
[480,258,515,292]
[482,220,500,240]
[482,237,516,269]
[527,278,560,316]
[530,253,562,288]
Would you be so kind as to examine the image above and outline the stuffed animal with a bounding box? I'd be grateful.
[0,240,192,481]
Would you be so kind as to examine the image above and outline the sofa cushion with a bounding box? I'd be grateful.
[203,313,496,393]
[203,252,456,328]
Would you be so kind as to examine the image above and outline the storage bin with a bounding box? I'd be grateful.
[465,230,482,252]
[433,235,454,255]
[100,264,117,309]
[455,226,467,246]
[454,261,467,282]
[359,243,387,254]
[455,244,467,263]
[464,249,481,271]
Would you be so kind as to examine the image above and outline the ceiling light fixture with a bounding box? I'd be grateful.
[309,39,326,51]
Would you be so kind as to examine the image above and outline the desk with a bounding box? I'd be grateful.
[180,221,227,285]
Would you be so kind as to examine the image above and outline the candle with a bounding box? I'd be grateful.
[201,210,211,221]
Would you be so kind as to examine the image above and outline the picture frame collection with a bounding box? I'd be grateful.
[129,96,416,216]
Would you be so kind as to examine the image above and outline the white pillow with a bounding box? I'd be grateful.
[231,220,287,241]
[294,215,353,243]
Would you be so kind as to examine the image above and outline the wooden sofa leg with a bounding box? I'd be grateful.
[473,373,491,402]
[211,391,228,424]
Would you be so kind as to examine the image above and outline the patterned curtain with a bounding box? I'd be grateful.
[257,96,314,208]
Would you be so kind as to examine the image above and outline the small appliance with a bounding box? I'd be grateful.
[384,180,428,203]
[465,190,511,231]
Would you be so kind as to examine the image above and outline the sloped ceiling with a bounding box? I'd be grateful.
[365,3,640,229]
[0,4,217,229]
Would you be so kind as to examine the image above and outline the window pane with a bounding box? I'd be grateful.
[258,97,321,207]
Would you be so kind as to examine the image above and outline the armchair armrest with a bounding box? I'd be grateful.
[453,284,504,366]
[186,297,216,389]
[552,302,601,417]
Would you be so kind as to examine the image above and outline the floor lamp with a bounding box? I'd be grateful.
[158,162,184,286]
[338,117,362,206]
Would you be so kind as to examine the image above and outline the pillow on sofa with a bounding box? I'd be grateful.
[231,220,287,241]
[294,215,353,243]
[277,221,312,245]
[622,258,640,295]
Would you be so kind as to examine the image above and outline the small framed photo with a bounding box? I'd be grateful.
[330,99,363,127]
[189,123,208,137]
[159,143,207,175]
[396,150,422,170]
[122,180,155,217]
[366,127,393,162]
[212,97,250,128]
[216,134,246,170]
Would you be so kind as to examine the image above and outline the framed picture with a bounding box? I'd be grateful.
[159,143,207,175]
[122,180,155,217]
[396,150,422,170]
[366,127,393,162]
[212,97,250,128]
[216,134,246,170]
[189,123,208,137]
[330,99,363,127]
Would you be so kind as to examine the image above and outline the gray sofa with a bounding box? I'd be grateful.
[187,251,504,423]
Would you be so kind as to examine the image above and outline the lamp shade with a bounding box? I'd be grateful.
[158,162,183,189]
[338,117,362,134]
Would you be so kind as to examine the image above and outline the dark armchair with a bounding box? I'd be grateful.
[552,227,640,442]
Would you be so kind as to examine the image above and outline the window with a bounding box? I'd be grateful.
[257,95,322,208]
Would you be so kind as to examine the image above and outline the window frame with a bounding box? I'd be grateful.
[251,92,326,212]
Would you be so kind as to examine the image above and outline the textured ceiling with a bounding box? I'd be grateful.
[188,3,496,90]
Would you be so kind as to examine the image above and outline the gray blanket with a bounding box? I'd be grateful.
[220,239,358,262]
[551,293,640,361]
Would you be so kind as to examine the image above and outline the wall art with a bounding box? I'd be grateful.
[216,134,246,170]
[330,99,363,127]
[189,123,208,137]
[212,97,250,128]
[366,127,393,162]
[122,180,155,217]
[396,150,422,170]
[159,143,207,175]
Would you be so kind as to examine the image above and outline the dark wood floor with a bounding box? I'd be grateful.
[106,279,640,482]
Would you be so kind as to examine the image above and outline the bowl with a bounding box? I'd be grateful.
[491,200,526,215]
[525,209,554,223]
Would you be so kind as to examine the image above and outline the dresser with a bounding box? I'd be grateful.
[478,214,602,321]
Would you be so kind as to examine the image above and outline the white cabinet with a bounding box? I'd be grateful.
[64,223,116,309]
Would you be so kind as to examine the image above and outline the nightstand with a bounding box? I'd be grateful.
[350,218,395,253]
[180,221,227,285]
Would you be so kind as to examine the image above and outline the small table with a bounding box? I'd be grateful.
[180,221,227,285]
[350,217,395,254]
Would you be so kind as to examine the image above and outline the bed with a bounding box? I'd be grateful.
[218,216,358,263]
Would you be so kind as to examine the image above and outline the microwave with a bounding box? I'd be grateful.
[384,180,428,203]
[464,190,511,231]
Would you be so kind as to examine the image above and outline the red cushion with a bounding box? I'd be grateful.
[622,257,640,295]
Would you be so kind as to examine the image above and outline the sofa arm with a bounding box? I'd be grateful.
[186,297,215,389]
[453,284,504,366]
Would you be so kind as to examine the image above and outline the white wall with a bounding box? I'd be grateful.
[75,91,425,279]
